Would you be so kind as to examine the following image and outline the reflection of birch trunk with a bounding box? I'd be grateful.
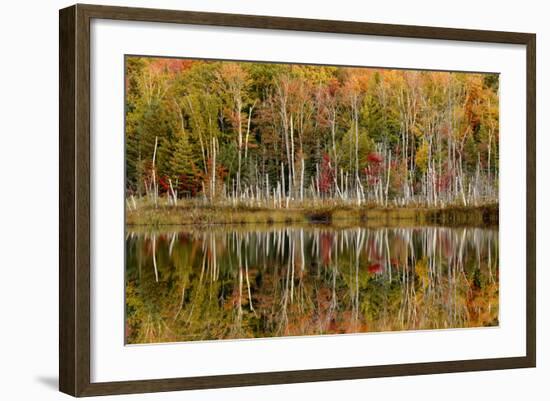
[126,223,498,340]
[173,284,186,321]
[213,234,218,281]
[385,229,391,281]
[169,232,176,256]
[152,234,158,282]
[244,257,255,314]
[290,232,295,304]
[277,248,291,335]
[238,265,243,318]
[300,229,305,272]
[488,233,494,283]
[353,228,364,323]
[199,250,206,283]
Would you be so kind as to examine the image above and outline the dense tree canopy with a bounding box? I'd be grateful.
[125,57,499,207]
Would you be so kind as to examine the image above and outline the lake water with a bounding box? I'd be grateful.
[125,224,498,344]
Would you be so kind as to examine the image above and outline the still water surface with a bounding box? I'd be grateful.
[125,224,498,344]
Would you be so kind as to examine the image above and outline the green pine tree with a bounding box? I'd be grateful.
[169,131,198,196]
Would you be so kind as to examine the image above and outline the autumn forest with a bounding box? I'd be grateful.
[125,57,499,214]
[125,57,499,344]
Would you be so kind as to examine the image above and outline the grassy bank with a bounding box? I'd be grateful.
[126,202,498,227]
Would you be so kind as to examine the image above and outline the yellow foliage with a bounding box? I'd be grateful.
[415,141,429,173]
[415,258,429,289]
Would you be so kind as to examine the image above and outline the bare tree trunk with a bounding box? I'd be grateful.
[244,101,256,161]
[385,150,392,206]
[151,136,158,208]
[487,129,492,198]
[281,162,286,207]
[290,115,296,186]
[300,158,305,202]
[168,178,177,206]
[458,153,467,206]
[211,137,217,201]
[236,98,243,195]
[265,173,270,203]
[185,97,207,176]
[353,96,360,189]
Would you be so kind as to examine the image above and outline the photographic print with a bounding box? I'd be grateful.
[124,57,499,345]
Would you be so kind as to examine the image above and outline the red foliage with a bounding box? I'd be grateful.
[158,176,170,192]
[203,158,229,185]
[439,232,454,259]
[177,172,202,196]
[319,153,334,195]
[319,232,333,266]
[149,58,194,75]
[327,78,340,96]
[169,162,205,197]
[367,263,383,274]
[436,169,454,192]
[364,152,384,185]
[367,152,383,163]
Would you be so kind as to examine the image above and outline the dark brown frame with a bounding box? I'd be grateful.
[59,3,536,397]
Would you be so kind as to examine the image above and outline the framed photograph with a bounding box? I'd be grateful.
[59,4,536,397]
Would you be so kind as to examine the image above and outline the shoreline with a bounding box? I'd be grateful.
[126,203,498,228]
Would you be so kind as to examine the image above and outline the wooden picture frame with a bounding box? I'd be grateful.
[59,3,536,397]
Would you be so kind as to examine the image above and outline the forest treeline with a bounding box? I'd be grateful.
[125,57,499,209]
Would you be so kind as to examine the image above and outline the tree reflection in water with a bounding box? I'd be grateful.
[125,225,498,344]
